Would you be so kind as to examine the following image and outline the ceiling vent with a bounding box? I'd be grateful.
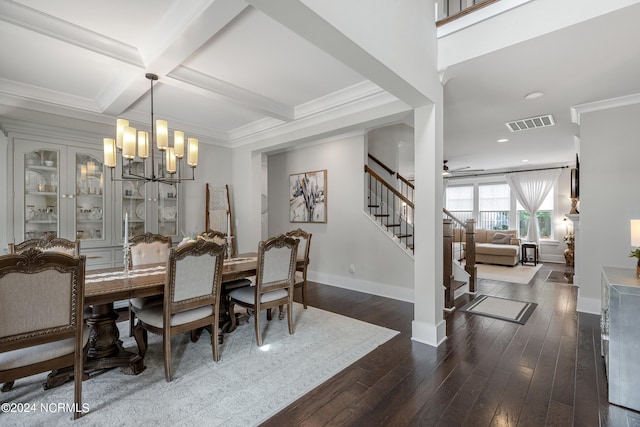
[505,114,555,132]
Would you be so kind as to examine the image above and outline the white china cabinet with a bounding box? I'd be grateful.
[14,138,111,249]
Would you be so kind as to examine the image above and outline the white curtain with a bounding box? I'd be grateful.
[506,169,561,243]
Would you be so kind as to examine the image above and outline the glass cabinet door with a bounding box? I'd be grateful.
[74,153,105,242]
[121,160,146,240]
[157,182,179,237]
[23,148,59,240]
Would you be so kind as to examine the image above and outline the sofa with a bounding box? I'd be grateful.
[455,228,521,267]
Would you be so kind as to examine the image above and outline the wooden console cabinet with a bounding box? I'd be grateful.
[601,266,640,412]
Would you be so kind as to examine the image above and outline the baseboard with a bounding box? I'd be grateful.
[577,294,601,315]
[308,271,414,303]
[411,319,447,348]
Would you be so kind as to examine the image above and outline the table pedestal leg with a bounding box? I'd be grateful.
[84,303,145,374]
[44,302,145,389]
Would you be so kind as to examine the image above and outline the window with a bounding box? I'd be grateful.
[479,183,510,230]
[445,185,473,222]
[517,189,554,240]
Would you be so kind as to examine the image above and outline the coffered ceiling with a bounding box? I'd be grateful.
[0,0,384,147]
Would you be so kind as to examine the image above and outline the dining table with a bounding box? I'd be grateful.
[44,254,261,389]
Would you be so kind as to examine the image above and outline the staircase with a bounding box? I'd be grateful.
[364,164,414,254]
[364,155,477,310]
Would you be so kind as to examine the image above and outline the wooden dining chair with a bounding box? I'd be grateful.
[132,239,225,382]
[127,232,172,336]
[228,234,299,346]
[199,229,228,247]
[9,235,80,256]
[0,250,87,420]
[285,228,312,309]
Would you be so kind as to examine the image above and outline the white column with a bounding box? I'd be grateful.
[412,103,446,347]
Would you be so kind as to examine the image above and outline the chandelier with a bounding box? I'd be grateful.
[103,73,198,184]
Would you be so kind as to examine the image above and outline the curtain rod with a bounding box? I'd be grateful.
[446,165,570,179]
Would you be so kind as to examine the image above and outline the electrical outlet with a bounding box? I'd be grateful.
[349,264,355,273]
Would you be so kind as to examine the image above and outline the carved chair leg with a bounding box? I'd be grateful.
[133,324,148,358]
[212,318,220,362]
[1,381,15,392]
[302,282,307,309]
[266,308,273,321]
[278,304,285,320]
[228,301,237,332]
[255,309,262,346]
[163,333,172,382]
[287,300,294,335]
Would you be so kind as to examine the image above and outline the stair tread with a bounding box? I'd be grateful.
[385,224,401,227]
[368,204,380,208]
[395,233,413,238]
[374,214,390,217]
[451,279,466,291]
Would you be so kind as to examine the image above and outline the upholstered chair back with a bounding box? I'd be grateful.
[0,249,86,419]
[257,235,299,292]
[9,236,80,257]
[129,232,172,266]
[285,228,312,264]
[167,239,225,308]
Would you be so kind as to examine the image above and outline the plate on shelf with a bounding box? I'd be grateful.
[135,202,145,220]
[25,170,45,191]
[25,152,41,166]
[123,181,137,197]
[161,206,177,220]
[159,184,177,199]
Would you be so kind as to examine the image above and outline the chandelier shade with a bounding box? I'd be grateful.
[104,73,197,184]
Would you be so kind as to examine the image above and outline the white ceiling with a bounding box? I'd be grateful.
[442,1,640,173]
[1,0,639,173]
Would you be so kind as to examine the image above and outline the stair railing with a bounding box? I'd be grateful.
[436,0,500,26]
[365,165,414,253]
[367,153,414,204]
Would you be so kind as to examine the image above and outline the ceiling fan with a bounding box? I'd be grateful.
[442,160,484,177]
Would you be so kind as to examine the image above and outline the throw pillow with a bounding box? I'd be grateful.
[491,233,512,244]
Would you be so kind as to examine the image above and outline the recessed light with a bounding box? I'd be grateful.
[524,91,544,100]
[497,138,509,143]
[522,159,529,163]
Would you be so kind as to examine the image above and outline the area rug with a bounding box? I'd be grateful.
[1,304,398,427]
[460,294,537,325]
[476,262,542,284]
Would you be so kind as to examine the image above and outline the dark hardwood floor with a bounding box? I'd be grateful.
[263,263,640,426]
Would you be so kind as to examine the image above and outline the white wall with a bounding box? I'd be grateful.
[367,123,414,180]
[577,102,640,314]
[181,143,233,237]
[267,133,414,301]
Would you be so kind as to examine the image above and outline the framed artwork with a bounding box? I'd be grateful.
[289,169,327,223]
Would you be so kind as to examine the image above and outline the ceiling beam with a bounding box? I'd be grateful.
[247,0,431,108]
[0,0,143,67]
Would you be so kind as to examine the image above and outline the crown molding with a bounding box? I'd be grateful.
[571,92,640,125]
[0,0,143,67]
[0,78,102,112]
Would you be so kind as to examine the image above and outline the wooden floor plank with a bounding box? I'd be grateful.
[258,262,638,426]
